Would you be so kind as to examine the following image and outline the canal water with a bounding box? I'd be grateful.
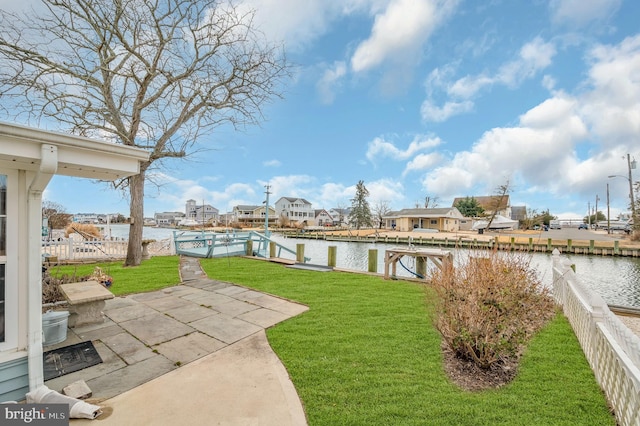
[105,225,640,309]
[268,234,640,309]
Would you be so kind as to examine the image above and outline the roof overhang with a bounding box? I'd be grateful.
[0,122,150,180]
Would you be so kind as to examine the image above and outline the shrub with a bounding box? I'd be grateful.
[429,250,555,369]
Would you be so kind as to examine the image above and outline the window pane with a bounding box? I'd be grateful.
[0,174,5,256]
[0,263,5,342]
[0,174,5,215]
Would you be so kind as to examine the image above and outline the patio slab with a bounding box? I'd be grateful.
[189,313,262,344]
[101,332,156,365]
[154,332,227,364]
[117,313,194,346]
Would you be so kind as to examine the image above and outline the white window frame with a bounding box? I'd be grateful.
[0,169,17,352]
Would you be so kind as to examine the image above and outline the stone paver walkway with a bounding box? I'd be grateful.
[45,256,308,404]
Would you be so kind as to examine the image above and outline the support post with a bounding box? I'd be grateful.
[328,246,337,267]
[368,249,378,273]
[296,243,305,263]
[269,241,276,258]
[416,257,426,278]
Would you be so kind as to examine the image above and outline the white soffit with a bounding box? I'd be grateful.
[0,122,150,180]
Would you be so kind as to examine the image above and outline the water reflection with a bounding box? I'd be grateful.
[271,235,640,309]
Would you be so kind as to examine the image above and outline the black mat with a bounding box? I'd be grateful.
[43,341,103,381]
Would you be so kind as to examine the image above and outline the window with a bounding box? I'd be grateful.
[430,219,437,225]
[0,174,6,343]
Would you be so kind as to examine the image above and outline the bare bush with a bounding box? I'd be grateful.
[64,223,102,239]
[429,250,556,370]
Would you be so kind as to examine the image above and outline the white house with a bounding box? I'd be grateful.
[185,199,219,225]
[0,122,149,402]
[314,209,333,226]
[274,197,314,226]
[328,208,350,227]
[154,211,185,227]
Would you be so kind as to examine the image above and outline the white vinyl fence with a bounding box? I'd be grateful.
[42,237,128,261]
[552,249,640,426]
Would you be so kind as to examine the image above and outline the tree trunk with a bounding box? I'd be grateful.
[125,171,145,266]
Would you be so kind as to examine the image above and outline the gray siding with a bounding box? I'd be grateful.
[0,356,29,402]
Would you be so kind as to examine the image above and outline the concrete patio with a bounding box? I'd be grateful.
[43,256,309,425]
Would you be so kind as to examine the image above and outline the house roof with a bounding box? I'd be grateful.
[277,196,312,205]
[384,207,463,219]
[451,195,510,211]
[0,121,149,180]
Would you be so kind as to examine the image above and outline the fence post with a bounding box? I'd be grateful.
[296,243,305,263]
[269,241,276,258]
[614,240,619,255]
[328,246,337,267]
[567,238,573,253]
[547,238,553,252]
[368,249,378,273]
[589,239,594,254]
[246,240,253,256]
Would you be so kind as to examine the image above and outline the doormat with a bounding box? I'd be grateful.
[43,341,103,381]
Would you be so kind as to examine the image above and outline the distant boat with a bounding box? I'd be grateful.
[472,215,518,231]
[177,219,199,227]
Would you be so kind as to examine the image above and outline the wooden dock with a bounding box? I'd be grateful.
[384,247,453,280]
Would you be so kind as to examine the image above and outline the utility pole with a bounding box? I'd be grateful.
[607,183,611,234]
[628,154,637,232]
[595,194,600,229]
[264,184,271,237]
[588,201,591,228]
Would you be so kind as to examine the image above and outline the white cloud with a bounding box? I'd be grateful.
[316,61,347,104]
[351,0,457,73]
[416,29,640,207]
[496,37,557,87]
[263,159,281,167]
[366,134,442,162]
[421,37,556,122]
[265,175,316,201]
[580,35,640,147]
[421,92,588,198]
[420,99,473,122]
[403,152,443,175]
[238,0,337,52]
[366,178,406,206]
[549,0,621,28]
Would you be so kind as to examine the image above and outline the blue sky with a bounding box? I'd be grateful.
[2,0,639,220]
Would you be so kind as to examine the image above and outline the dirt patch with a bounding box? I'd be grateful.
[441,343,518,391]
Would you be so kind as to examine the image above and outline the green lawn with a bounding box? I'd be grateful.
[200,257,614,426]
[47,256,181,296]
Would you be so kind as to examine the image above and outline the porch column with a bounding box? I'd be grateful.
[27,144,57,391]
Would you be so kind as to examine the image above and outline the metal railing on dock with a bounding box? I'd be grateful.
[173,230,310,262]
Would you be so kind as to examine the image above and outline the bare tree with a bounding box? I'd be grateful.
[424,195,439,209]
[373,200,391,229]
[42,200,72,233]
[0,0,289,265]
[485,180,511,230]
